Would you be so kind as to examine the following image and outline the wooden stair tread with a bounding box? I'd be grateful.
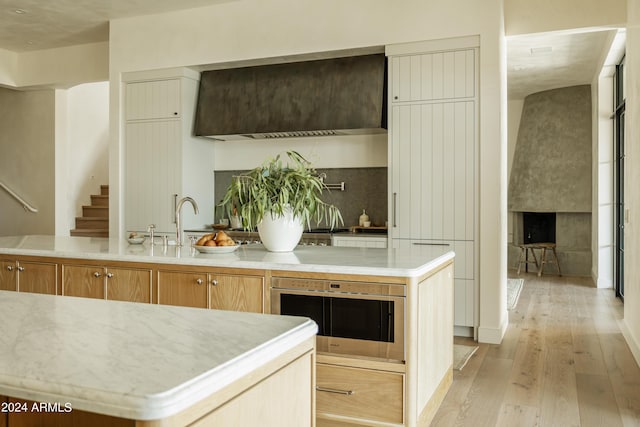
[70,229,109,238]
[72,185,109,238]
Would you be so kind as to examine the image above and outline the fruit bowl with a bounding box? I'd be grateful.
[194,244,240,254]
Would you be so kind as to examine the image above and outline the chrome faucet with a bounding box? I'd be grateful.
[175,196,199,246]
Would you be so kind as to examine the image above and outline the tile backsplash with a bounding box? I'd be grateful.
[214,167,388,229]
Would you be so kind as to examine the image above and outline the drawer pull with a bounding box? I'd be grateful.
[412,242,450,246]
[316,386,354,396]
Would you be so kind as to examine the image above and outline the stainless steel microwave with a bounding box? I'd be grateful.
[271,277,405,361]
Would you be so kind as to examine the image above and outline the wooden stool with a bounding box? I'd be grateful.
[516,243,540,275]
[537,242,562,276]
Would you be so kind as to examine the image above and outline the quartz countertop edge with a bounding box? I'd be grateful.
[0,235,455,278]
[0,291,318,421]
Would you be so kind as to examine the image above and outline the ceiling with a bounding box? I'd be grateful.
[0,1,625,100]
[0,0,233,52]
[507,29,621,99]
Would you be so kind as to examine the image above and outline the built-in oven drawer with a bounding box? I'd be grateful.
[316,363,405,425]
[271,277,405,361]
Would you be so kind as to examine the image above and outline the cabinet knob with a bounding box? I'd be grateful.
[93,272,102,278]
[7,265,13,271]
[106,272,114,279]
[196,278,204,285]
[211,279,218,286]
[17,266,24,272]
[173,112,178,115]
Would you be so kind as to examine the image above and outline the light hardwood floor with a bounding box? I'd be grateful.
[432,272,640,427]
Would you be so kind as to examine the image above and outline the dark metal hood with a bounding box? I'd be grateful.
[194,54,387,140]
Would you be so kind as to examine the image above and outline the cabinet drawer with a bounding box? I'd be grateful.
[317,364,404,425]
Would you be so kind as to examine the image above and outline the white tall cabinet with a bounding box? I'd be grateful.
[387,37,479,336]
[123,68,215,235]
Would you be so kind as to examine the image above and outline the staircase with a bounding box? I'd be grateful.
[70,185,109,238]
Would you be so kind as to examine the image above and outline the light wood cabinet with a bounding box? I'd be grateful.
[62,264,152,303]
[157,270,208,308]
[316,363,404,425]
[210,274,264,313]
[0,259,17,291]
[123,68,215,235]
[0,259,57,295]
[158,270,265,313]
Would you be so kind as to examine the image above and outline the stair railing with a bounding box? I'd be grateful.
[0,181,38,213]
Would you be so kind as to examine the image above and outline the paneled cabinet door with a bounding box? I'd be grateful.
[157,270,208,308]
[106,267,152,303]
[0,260,57,294]
[62,265,106,299]
[210,274,265,313]
[125,120,181,234]
[125,78,181,121]
[390,49,476,103]
[17,261,58,295]
[0,259,17,291]
[390,101,475,241]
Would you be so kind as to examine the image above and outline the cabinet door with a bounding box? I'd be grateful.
[62,265,105,299]
[454,278,474,327]
[17,261,58,295]
[125,79,181,121]
[0,260,16,291]
[391,101,475,241]
[210,274,264,313]
[125,120,181,233]
[106,267,152,303]
[390,49,475,103]
[157,270,208,308]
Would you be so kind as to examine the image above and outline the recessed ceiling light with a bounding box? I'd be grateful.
[14,9,27,14]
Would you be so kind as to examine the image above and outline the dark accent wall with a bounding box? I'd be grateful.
[214,168,387,229]
[508,85,592,212]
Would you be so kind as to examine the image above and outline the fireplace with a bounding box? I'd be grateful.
[510,211,591,276]
[523,212,556,244]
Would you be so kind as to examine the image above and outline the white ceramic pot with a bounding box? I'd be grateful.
[257,208,304,252]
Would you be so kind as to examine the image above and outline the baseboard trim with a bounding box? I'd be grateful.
[477,316,508,344]
[620,319,640,368]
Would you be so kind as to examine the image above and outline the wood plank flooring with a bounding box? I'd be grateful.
[432,272,640,427]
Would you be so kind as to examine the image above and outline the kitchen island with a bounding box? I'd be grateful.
[0,290,317,427]
[0,235,455,426]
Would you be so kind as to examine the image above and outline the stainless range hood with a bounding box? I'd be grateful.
[193,54,387,140]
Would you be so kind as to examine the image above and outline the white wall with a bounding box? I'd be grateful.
[621,0,640,367]
[109,0,508,343]
[55,82,110,235]
[505,0,626,36]
[0,48,17,87]
[213,134,387,171]
[0,88,56,236]
[0,43,107,90]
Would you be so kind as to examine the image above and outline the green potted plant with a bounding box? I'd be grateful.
[219,151,343,251]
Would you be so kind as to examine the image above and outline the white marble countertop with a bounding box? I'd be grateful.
[0,235,454,278]
[0,290,316,420]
